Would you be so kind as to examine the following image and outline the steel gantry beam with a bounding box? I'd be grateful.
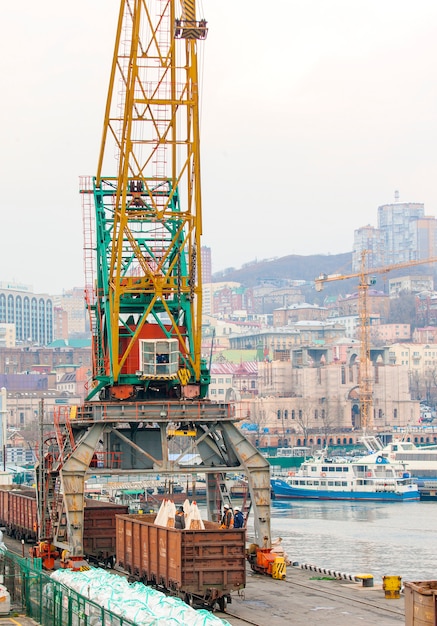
[48,402,271,556]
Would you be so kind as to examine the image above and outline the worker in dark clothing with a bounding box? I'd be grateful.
[220,503,234,529]
[175,506,186,529]
[233,506,245,529]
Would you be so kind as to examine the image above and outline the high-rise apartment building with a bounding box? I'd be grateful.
[378,201,425,264]
[0,282,53,345]
[201,246,212,284]
[201,246,213,316]
[352,225,385,271]
[353,195,437,271]
[54,288,87,336]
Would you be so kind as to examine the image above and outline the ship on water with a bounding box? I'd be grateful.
[271,447,419,502]
[362,435,437,479]
[263,446,312,470]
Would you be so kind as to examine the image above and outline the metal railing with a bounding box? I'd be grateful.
[0,552,136,626]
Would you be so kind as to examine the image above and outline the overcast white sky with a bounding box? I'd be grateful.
[2,1,437,294]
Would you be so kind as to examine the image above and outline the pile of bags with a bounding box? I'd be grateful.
[154,498,205,530]
[50,568,230,626]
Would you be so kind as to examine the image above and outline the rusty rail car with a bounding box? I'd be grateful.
[0,488,128,568]
[116,513,246,610]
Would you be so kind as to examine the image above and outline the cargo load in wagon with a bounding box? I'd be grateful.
[116,513,246,609]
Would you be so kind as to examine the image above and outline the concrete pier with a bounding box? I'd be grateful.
[223,563,405,625]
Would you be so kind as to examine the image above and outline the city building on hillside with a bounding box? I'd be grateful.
[53,306,69,341]
[378,201,429,264]
[203,281,241,318]
[352,195,437,271]
[213,285,246,317]
[352,224,385,271]
[326,314,381,339]
[413,326,437,343]
[239,358,418,448]
[7,390,83,430]
[56,367,89,401]
[0,342,91,377]
[336,290,390,319]
[251,284,304,315]
[229,323,347,359]
[0,324,16,348]
[290,343,387,369]
[53,288,88,337]
[0,282,54,346]
[202,283,213,316]
[201,246,212,284]
[415,292,437,326]
[388,343,437,375]
[208,362,258,401]
[273,303,328,327]
[371,323,411,344]
[202,315,262,352]
[389,275,434,296]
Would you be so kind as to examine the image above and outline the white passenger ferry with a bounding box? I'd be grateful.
[271,449,419,502]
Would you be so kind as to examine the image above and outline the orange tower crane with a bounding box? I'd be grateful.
[315,252,437,430]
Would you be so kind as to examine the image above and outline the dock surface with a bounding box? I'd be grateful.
[221,564,404,625]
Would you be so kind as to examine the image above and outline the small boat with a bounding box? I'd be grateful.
[263,446,312,470]
[271,449,419,502]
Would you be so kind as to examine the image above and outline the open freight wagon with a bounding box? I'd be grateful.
[116,513,246,610]
[0,487,128,568]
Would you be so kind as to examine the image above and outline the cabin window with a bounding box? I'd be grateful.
[140,339,179,376]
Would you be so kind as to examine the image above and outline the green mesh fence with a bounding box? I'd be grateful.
[0,552,136,626]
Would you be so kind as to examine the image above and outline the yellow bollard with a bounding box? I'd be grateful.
[272,557,286,580]
[382,575,402,599]
[356,573,374,587]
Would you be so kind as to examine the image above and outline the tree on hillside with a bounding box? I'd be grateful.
[388,291,417,328]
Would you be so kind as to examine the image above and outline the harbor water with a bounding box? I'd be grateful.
[268,499,437,583]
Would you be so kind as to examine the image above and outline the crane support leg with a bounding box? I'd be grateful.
[220,422,271,546]
[57,423,107,557]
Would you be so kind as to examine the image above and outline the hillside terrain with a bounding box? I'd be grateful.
[212,252,353,287]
